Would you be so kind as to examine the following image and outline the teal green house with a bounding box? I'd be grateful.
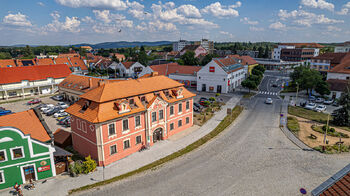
[0,109,56,190]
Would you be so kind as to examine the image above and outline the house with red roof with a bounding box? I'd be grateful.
[226,55,258,75]
[0,59,16,68]
[65,75,195,166]
[197,58,246,93]
[310,52,350,73]
[139,63,202,88]
[109,61,146,77]
[180,45,208,58]
[273,43,323,61]
[326,57,350,99]
[0,64,72,100]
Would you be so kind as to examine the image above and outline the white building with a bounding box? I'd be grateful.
[197,58,246,94]
[273,43,322,60]
[273,45,295,60]
[326,60,350,99]
[335,41,350,53]
[109,61,145,78]
[173,40,191,52]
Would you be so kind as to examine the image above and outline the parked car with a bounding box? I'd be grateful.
[0,110,12,116]
[315,98,325,103]
[41,104,54,112]
[54,112,68,118]
[305,103,317,110]
[194,103,203,109]
[57,102,69,109]
[52,95,64,101]
[58,116,70,125]
[27,99,41,105]
[46,107,62,116]
[315,105,326,112]
[332,101,339,107]
[199,97,209,106]
[308,96,316,102]
[265,98,273,104]
[271,83,278,88]
[35,104,47,109]
[193,105,200,112]
[323,99,334,105]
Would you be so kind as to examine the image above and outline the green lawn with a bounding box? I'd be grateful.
[288,106,331,124]
[287,116,300,133]
[69,106,244,194]
[311,125,349,138]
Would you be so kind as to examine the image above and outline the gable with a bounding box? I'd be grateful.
[198,60,226,75]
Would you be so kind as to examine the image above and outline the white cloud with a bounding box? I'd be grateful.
[240,17,258,25]
[249,26,264,31]
[37,2,45,6]
[300,0,334,11]
[269,22,286,30]
[220,31,234,38]
[201,2,241,18]
[81,16,94,23]
[345,2,350,8]
[327,26,341,32]
[3,12,32,27]
[93,10,125,23]
[55,0,128,10]
[336,8,348,15]
[278,9,343,27]
[149,20,177,31]
[177,5,201,18]
[43,12,81,32]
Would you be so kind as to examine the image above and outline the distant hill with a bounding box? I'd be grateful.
[73,41,173,49]
[6,41,173,48]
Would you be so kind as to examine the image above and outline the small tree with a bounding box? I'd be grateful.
[332,86,350,126]
[82,155,97,174]
[241,79,257,93]
[315,81,330,96]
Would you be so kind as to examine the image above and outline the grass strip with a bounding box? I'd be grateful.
[69,105,244,194]
[243,92,256,99]
[287,116,300,133]
[311,125,349,138]
[288,106,331,124]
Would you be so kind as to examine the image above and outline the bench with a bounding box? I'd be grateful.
[310,134,317,139]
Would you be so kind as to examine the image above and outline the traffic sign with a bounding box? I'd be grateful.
[300,188,307,195]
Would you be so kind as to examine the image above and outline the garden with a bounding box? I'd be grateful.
[193,96,225,126]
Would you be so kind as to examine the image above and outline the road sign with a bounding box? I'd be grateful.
[300,188,307,195]
[286,81,289,87]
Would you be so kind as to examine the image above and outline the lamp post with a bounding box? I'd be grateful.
[295,82,299,106]
[323,113,330,144]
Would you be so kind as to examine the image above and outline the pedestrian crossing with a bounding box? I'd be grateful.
[258,91,279,96]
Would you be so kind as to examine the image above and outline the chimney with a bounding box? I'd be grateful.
[89,78,93,89]
[151,72,158,77]
[98,80,105,87]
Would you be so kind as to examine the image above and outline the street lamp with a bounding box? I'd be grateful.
[295,82,299,106]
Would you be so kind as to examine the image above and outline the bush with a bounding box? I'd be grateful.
[70,160,84,176]
[215,93,220,97]
[83,155,97,174]
[203,101,211,107]
[209,97,216,102]
[312,125,349,138]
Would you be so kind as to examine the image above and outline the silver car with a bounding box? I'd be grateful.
[265,98,273,104]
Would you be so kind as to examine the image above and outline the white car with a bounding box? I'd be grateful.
[315,98,325,103]
[265,98,273,104]
[40,104,54,112]
[323,99,334,105]
[315,105,326,112]
[57,102,69,109]
[54,112,68,118]
[305,103,317,110]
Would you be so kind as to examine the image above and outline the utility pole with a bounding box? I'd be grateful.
[323,113,330,144]
[295,82,299,106]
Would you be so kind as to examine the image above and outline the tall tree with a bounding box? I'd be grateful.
[23,45,34,58]
[180,51,199,65]
[257,46,264,58]
[332,85,350,126]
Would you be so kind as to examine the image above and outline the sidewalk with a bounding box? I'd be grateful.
[280,95,313,151]
[0,95,242,196]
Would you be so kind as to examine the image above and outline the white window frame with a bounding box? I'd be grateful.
[152,112,157,122]
[122,119,129,133]
[186,101,190,111]
[135,115,141,129]
[76,118,81,130]
[10,146,25,160]
[0,170,4,184]
[170,105,174,116]
[123,139,131,149]
[136,135,142,145]
[110,144,117,155]
[159,110,164,120]
[108,123,116,137]
[81,121,87,133]
[0,150,7,163]
[178,103,183,114]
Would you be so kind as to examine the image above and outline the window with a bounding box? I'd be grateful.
[123,119,129,131]
[0,150,6,162]
[152,112,157,122]
[76,119,81,130]
[186,117,190,124]
[108,123,116,136]
[11,147,24,160]
[0,171,4,184]
[110,145,117,155]
[136,135,142,144]
[178,120,182,127]
[159,110,164,120]
[135,116,141,127]
[178,103,182,113]
[186,101,190,110]
[170,123,174,130]
[123,140,130,149]
[170,106,174,115]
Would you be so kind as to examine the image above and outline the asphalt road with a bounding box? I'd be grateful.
[257,73,286,98]
[77,96,350,196]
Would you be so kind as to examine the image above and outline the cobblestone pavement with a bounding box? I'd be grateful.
[79,96,350,196]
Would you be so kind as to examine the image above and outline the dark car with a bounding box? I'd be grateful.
[332,101,339,107]
[0,110,12,116]
[194,103,202,109]
[46,107,62,116]
[271,84,278,88]
[58,116,70,125]
[199,97,209,106]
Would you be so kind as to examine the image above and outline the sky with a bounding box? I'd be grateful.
[1,0,350,45]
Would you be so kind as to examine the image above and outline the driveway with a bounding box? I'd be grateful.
[79,96,350,196]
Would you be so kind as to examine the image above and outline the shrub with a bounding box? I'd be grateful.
[70,160,84,175]
[83,155,97,174]
[209,97,216,102]
[329,128,335,133]
[215,93,220,97]
[203,101,211,107]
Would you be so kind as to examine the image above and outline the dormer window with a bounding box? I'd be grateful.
[115,100,131,114]
[129,99,134,105]
[82,100,91,111]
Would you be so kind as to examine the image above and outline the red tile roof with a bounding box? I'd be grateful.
[0,59,16,68]
[54,129,72,146]
[150,63,201,76]
[55,57,71,67]
[329,59,350,74]
[227,55,257,65]
[58,53,80,58]
[278,43,325,48]
[36,58,55,65]
[0,64,72,85]
[311,52,350,64]
[69,56,87,70]
[121,61,136,69]
[0,109,51,142]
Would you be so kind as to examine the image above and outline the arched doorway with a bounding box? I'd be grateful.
[153,128,163,143]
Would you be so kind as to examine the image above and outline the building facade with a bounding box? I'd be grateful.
[0,64,72,100]
[273,43,323,61]
[334,41,350,53]
[310,52,350,73]
[65,75,195,166]
[173,40,191,52]
[197,58,246,93]
[109,62,145,78]
[326,59,350,99]
[180,45,208,58]
[194,39,214,54]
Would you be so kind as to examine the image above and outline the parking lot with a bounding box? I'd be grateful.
[0,96,71,133]
[289,95,341,114]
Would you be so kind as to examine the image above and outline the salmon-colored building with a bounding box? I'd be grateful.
[66,74,195,166]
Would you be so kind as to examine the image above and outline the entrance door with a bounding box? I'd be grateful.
[217,85,222,93]
[153,128,163,143]
[202,84,206,92]
[23,165,36,183]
